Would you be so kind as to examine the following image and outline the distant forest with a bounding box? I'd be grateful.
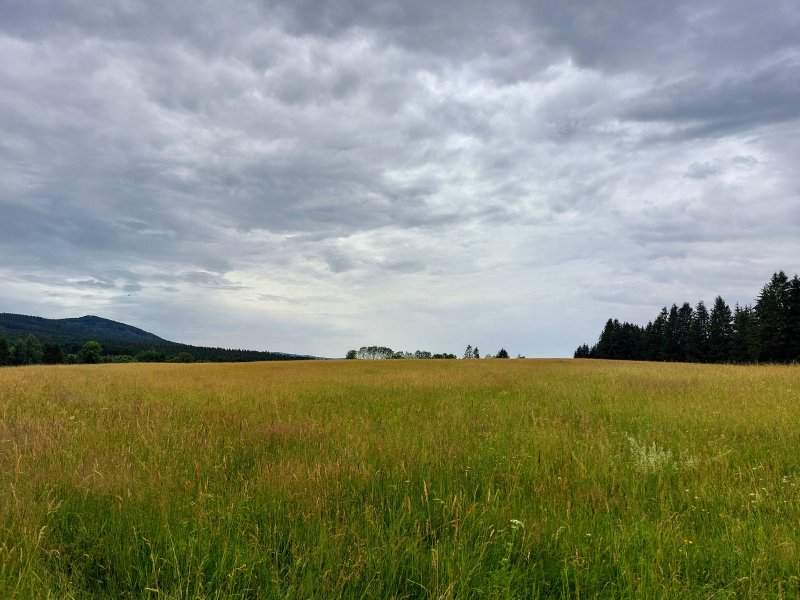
[0,335,313,366]
[575,271,800,364]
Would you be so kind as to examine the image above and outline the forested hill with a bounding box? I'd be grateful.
[0,313,314,362]
[0,314,166,347]
[575,271,800,364]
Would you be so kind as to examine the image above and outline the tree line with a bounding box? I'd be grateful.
[0,336,201,366]
[0,336,316,366]
[346,346,457,360]
[575,271,800,363]
[345,345,513,360]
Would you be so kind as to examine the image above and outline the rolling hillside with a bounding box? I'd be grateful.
[0,313,314,361]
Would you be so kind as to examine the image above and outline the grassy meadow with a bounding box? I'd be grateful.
[1,359,799,598]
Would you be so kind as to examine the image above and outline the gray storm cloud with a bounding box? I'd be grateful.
[1,0,798,357]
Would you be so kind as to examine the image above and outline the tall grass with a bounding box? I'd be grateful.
[1,359,799,598]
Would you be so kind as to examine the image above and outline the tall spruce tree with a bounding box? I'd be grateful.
[708,296,734,363]
[731,304,758,363]
[622,322,645,359]
[645,310,668,361]
[786,275,800,362]
[687,301,710,362]
[755,271,791,362]
[676,302,694,361]
[574,344,591,358]
[594,319,615,358]
[664,305,681,361]
[643,321,656,361]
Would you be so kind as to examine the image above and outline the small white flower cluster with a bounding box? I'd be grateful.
[626,435,675,474]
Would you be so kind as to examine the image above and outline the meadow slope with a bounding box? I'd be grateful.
[1,359,799,598]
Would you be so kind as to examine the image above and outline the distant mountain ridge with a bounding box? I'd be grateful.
[0,313,314,362]
[0,314,166,344]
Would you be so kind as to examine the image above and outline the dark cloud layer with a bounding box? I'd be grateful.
[1,0,798,356]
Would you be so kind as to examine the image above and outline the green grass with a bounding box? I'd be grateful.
[1,359,799,598]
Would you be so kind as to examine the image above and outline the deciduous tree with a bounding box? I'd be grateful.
[79,341,103,364]
[15,335,44,365]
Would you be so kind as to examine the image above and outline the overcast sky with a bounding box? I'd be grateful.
[1,1,799,357]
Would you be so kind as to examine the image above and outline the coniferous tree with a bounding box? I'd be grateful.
[463,345,473,359]
[594,319,617,359]
[731,304,758,363]
[686,301,710,362]
[755,272,791,362]
[644,310,667,361]
[574,344,591,358]
[664,305,681,361]
[787,275,800,362]
[620,322,645,359]
[642,321,656,361]
[708,296,734,363]
[656,307,670,360]
[590,319,646,360]
[675,302,694,362]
